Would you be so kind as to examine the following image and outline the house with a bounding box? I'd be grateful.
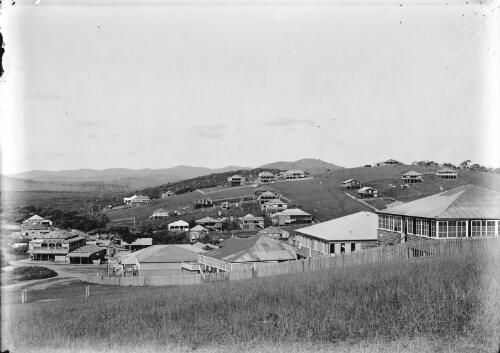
[254,187,278,197]
[67,244,106,264]
[193,198,213,209]
[221,201,231,210]
[340,179,361,190]
[272,208,313,226]
[377,185,500,244]
[189,225,209,243]
[258,191,279,205]
[239,214,265,230]
[197,234,297,272]
[120,237,153,250]
[149,208,169,220]
[21,215,53,238]
[257,227,290,241]
[282,170,305,180]
[401,171,423,184]
[357,187,378,199]
[196,217,222,231]
[124,195,152,207]
[293,211,379,257]
[436,168,458,179]
[168,220,190,233]
[28,229,86,262]
[262,199,288,213]
[227,175,245,187]
[120,244,205,276]
[161,191,175,198]
[373,159,403,167]
[258,171,276,184]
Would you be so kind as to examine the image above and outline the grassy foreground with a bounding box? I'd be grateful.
[3,250,499,352]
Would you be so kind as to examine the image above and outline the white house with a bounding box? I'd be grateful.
[168,220,189,233]
[401,171,423,184]
[357,187,378,199]
[189,225,209,243]
[436,168,458,179]
[282,170,305,180]
[258,171,277,184]
[149,208,169,220]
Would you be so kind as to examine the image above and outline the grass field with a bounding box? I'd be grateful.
[3,249,499,353]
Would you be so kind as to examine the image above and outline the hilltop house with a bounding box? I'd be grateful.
[168,220,189,233]
[28,229,86,262]
[161,191,175,198]
[377,185,500,245]
[436,168,458,179]
[258,171,276,184]
[357,187,378,199]
[293,212,379,257]
[283,170,305,180]
[221,201,231,210]
[121,244,205,276]
[189,225,208,243]
[262,199,288,213]
[239,214,265,230]
[196,217,222,231]
[272,208,313,226]
[373,159,403,167]
[227,175,245,187]
[257,227,290,241]
[21,215,53,238]
[401,171,423,184]
[197,234,297,272]
[193,198,213,209]
[124,195,152,207]
[258,191,280,205]
[340,179,361,190]
[149,208,169,220]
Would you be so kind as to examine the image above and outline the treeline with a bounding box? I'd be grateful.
[14,206,109,232]
[138,168,283,199]
[412,159,494,172]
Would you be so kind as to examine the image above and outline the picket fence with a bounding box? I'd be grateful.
[83,238,499,287]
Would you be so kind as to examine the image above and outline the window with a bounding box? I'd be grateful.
[416,219,429,236]
[486,221,495,237]
[330,243,335,254]
[430,221,436,237]
[438,221,448,238]
[406,219,414,234]
[471,220,481,237]
[340,243,345,254]
[394,217,402,232]
[351,243,356,252]
[457,221,467,237]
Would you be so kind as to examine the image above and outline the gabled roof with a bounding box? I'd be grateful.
[295,211,378,241]
[229,175,243,179]
[341,179,358,184]
[358,187,376,193]
[204,235,296,263]
[284,169,304,174]
[190,225,208,232]
[152,208,168,214]
[196,217,218,224]
[402,171,422,176]
[26,215,45,221]
[259,171,275,177]
[121,244,204,265]
[259,191,277,197]
[378,185,500,219]
[264,199,285,205]
[241,214,264,221]
[274,208,311,216]
[168,220,189,227]
[131,195,151,201]
[68,244,105,257]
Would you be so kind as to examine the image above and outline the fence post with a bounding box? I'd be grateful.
[21,290,25,304]
[85,285,90,299]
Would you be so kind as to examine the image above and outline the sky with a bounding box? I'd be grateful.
[1,0,499,174]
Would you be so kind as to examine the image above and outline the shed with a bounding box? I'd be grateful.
[68,244,106,264]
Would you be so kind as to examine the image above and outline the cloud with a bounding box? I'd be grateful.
[265,118,316,128]
[24,93,62,100]
[87,133,98,139]
[191,124,227,139]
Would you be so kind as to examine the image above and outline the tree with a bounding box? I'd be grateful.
[459,160,471,170]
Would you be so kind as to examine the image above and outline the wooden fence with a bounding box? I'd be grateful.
[82,238,499,287]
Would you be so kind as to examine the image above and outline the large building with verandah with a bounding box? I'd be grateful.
[377,184,500,245]
[28,229,86,262]
[436,168,458,179]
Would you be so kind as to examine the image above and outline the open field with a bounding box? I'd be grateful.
[3,249,499,353]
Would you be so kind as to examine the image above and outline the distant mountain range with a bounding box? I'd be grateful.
[259,158,344,173]
[3,159,343,193]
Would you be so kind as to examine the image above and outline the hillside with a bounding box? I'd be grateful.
[5,165,252,191]
[1,176,128,193]
[259,158,344,173]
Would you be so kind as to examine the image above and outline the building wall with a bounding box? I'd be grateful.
[140,262,182,276]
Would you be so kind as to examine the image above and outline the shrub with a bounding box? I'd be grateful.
[11,266,57,281]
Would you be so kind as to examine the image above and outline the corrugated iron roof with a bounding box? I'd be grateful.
[196,217,218,223]
[36,229,77,240]
[121,244,204,265]
[358,187,376,193]
[378,185,500,219]
[168,220,189,227]
[190,225,208,232]
[68,244,105,257]
[26,215,45,221]
[275,208,311,216]
[204,234,296,263]
[402,171,422,176]
[121,238,153,246]
[295,211,378,241]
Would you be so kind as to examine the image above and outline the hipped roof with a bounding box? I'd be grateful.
[295,211,378,241]
[378,185,500,219]
[204,234,296,263]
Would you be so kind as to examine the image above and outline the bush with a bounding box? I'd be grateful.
[11,266,57,281]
